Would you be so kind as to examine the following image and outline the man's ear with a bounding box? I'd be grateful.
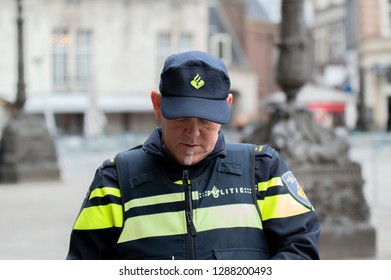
[151,90,162,121]
[227,93,233,106]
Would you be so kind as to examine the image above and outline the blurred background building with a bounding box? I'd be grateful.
[0,0,276,137]
[310,0,391,131]
[0,0,391,134]
[1,0,391,260]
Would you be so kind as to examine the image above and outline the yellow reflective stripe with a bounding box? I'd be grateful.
[124,191,199,212]
[118,204,263,243]
[257,200,265,216]
[195,204,263,231]
[257,177,283,192]
[124,193,184,212]
[174,180,191,185]
[89,187,121,199]
[261,194,311,221]
[73,204,123,230]
[118,211,187,243]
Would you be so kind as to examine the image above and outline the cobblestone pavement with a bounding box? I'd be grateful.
[0,132,390,260]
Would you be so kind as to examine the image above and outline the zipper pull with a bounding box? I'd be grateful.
[186,212,198,236]
[182,169,198,237]
[182,169,189,185]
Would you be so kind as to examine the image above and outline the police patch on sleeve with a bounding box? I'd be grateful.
[281,171,312,209]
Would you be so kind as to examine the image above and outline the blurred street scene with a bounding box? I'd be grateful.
[1,0,391,260]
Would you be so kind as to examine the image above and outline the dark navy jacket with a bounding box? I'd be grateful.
[67,128,320,260]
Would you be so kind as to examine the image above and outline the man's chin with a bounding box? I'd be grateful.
[183,153,195,166]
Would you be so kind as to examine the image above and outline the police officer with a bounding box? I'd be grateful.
[66,50,320,260]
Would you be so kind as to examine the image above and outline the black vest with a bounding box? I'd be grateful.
[114,142,270,259]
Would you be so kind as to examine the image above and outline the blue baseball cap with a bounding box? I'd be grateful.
[159,50,231,124]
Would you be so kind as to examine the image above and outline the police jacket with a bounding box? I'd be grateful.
[66,128,320,260]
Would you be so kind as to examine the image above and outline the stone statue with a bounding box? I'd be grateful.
[242,104,351,166]
[270,107,351,166]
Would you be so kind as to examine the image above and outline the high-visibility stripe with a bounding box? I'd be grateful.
[124,191,199,212]
[257,200,265,215]
[257,177,282,192]
[259,194,311,221]
[73,203,123,230]
[118,203,262,243]
[174,179,191,185]
[194,204,263,232]
[89,187,121,199]
[124,193,183,212]
[118,211,187,243]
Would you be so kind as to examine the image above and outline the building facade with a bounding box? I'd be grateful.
[0,0,260,136]
[358,0,391,130]
[310,0,391,131]
[213,0,280,125]
[244,0,280,123]
[311,0,347,84]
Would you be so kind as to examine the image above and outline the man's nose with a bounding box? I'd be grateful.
[184,118,201,137]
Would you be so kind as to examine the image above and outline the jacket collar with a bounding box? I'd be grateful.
[142,128,227,166]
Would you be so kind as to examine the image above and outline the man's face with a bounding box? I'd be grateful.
[160,117,221,166]
[151,90,231,166]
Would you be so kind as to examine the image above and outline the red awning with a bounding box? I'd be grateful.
[307,103,345,113]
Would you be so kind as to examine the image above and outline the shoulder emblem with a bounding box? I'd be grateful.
[100,158,115,168]
[254,145,275,158]
[281,171,312,209]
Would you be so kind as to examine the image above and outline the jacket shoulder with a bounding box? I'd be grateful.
[100,145,143,170]
[254,144,276,158]
[100,158,116,169]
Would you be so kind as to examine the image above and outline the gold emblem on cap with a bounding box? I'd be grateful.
[190,74,205,89]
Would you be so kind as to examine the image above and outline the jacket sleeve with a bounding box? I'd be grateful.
[66,159,123,260]
[254,145,321,260]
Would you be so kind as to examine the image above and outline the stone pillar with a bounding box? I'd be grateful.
[0,0,60,183]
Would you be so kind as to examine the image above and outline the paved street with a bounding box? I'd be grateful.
[0,132,390,260]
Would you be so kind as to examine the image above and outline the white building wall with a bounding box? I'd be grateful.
[0,0,208,104]
[0,0,258,135]
[229,68,258,126]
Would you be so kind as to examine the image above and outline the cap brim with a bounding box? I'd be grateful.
[161,96,230,124]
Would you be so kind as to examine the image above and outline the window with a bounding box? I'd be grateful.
[156,32,194,84]
[76,31,92,88]
[314,27,328,65]
[178,33,193,52]
[210,33,232,66]
[51,28,93,91]
[156,33,171,82]
[54,113,84,135]
[329,22,345,64]
[51,29,70,89]
[157,33,171,66]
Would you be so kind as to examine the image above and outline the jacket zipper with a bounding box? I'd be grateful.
[182,170,197,259]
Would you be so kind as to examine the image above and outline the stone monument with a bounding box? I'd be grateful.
[243,0,376,259]
[0,0,60,183]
